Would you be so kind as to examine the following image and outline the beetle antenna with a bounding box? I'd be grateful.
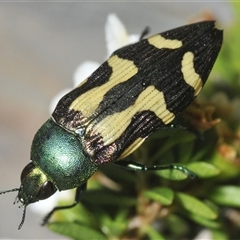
[0,188,27,229]
[18,205,27,230]
[139,26,150,40]
[0,188,19,195]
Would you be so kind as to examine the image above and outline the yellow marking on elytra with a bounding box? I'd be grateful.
[119,138,144,159]
[181,52,202,96]
[69,55,138,119]
[89,85,175,152]
[148,35,182,49]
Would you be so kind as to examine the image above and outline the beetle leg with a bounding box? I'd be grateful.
[114,160,197,179]
[41,182,87,226]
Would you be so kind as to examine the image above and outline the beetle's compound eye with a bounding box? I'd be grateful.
[36,181,56,200]
[20,162,35,182]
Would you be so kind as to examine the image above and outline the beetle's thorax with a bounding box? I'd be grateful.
[30,118,98,190]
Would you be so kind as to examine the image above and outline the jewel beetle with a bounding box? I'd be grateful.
[0,21,223,229]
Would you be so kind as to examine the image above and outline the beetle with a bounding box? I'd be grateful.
[0,21,223,229]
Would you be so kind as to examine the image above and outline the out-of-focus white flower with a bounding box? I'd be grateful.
[73,61,99,87]
[32,13,139,217]
[193,229,212,240]
[28,189,74,217]
[105,13,140,56]
[49,61,99,113]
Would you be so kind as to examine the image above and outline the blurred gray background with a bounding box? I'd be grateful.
[0,2,234,239]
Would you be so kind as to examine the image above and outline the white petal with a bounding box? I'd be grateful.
[127,34,141,44]
[73,61,100,87]
[193,229,212,240]
[29,190,73,216]
[105,13,140,56]
[49,61,99,114]
[105,13,129,56]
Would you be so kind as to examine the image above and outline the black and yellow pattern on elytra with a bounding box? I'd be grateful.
[53,21,223,165]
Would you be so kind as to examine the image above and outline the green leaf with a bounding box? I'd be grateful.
[187,162,220,178]
[212,3,240,90]
[209,185,240,207]
[155,166,189,180]
[53,202,96,227]
[83,189,137,206]
[152,130,196,159]
[175,192,217,219]
[178,140,195,164]
[100,212,128,237]
[49,222,107,240]
[99,163,137,184]
[188,213,221,229]
[166,214,189,236]
[210,152,240,180]
[210,229,228,240]
[145,225,166,240]
[143,187,174,205]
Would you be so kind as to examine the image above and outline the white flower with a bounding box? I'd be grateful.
[28,190,73,218]
[193,229,212,240]
[30,13,140,216]
[105,13,140,56]
[49,61,99,113]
